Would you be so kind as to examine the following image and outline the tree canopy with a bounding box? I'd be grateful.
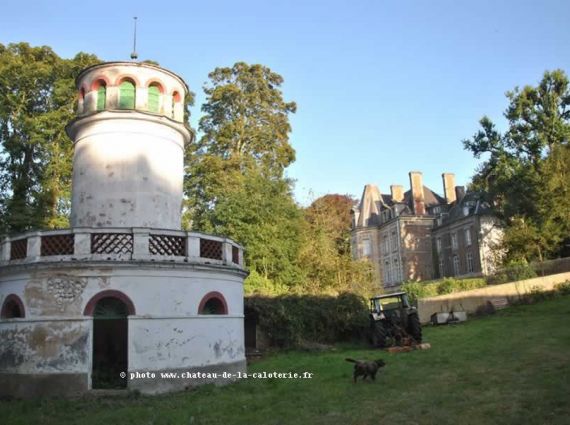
[185,62,302,293]
[0,42,100,233]
[464,69,570,261]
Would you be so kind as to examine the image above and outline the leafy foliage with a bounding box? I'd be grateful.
[0,42,100,234]
[245,293,370,348]
[184,62,303,292]
[402,278,487,304]
[485,261,537,285]
[198,62,296,177]
[464,70,570,261]
[297,194,376,296]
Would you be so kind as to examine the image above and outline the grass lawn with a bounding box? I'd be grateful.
[2,295,570,425]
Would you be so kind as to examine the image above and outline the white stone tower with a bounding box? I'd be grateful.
[67,62,192,229]
[0,62,246,398]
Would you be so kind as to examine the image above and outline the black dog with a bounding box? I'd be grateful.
[345,358,386,383]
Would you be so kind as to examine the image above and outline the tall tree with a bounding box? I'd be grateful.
[464,70,570,261]
[198,62,296,176]
[185,62,301,291]
[298,195,375,296]
[0,43,99,233]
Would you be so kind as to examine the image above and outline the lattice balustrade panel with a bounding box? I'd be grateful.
[200,238,223,260]
[149,234,186,256]
[232,246,239,264]
[91,233,133,254]
[10,239,27,260]
[41,234,75,256]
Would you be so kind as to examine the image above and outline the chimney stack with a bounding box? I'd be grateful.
[442,173,456,204]
[390,185,404,202]
[455,186,465,201]
[409,171,425,215]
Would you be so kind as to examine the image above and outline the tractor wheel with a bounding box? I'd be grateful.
[408,314,422,343]
[371,323,388,348]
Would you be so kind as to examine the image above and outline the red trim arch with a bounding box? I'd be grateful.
[79,87,86,101]
[198,291,228,315]
[83,290,136,316]
[147,80,165,93]
[114,74,141,87]
[1,294,25,319]
[90,77,110,91]
[172,91,182,103]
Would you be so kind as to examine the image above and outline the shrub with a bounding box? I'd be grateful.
[487,261,537,284]
[244,292,370,348]
[402,278,487,304]
[555,280,570,295]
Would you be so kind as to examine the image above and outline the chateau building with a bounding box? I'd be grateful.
[351,172,502,290]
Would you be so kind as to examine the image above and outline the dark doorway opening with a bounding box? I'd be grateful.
[92,297,129,389]
[244,307,258,350]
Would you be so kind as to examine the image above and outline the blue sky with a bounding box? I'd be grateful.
[2,0,569,205]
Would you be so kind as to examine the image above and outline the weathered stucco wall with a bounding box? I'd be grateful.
[69,116,187,229]
[0,262,246,397]
[417,271,570,323]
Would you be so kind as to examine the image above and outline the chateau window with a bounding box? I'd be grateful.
[118,80,136,109]
[436,237,442,253]
[452,255,460,276]
[393,258,401,282]
[362,239,371,257]
[451,232,458,250]
[439,258,445,277]
[391,231,397,252]
[148,83,162,113]
[465,228,472,246]
[383,237,389,255]
[384,260,391,283]
[466,251,474,273]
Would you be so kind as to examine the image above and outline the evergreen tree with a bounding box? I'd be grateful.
[185,62,301,291]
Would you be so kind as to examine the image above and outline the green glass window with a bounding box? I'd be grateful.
[148,85,160,113]
[118,81,136,109]
[96,84,106,110]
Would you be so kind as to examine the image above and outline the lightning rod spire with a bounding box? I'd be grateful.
[130,17,138,60]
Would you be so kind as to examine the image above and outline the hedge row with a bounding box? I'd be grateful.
[244,293,369,348]
[401,277,487,304]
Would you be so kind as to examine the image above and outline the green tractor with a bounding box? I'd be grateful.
[369,292,422,348]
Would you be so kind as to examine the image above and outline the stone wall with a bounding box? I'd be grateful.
[417,272,570,323]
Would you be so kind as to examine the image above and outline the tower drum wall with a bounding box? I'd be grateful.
[69,115,185,228]
[67,62,192,229]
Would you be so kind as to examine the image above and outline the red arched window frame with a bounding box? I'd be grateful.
[83,290,136,316]
[1,294,25,319]
[198,291,228,315]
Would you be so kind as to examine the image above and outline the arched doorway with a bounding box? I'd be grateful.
[85,294,133,389]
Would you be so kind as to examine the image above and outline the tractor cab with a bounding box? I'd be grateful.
[369,292,422,348]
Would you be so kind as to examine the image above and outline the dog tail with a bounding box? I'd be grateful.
[345,358,357,363]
